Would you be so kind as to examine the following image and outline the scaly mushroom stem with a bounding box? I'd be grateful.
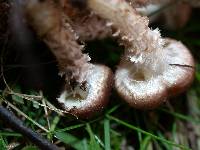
[61,0,112,41]
[88,0,165,77]
[88,0,164,55]
[24,0,92,84]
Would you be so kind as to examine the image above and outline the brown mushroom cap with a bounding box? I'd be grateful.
[58,65,113,118]
[115,38,195,109]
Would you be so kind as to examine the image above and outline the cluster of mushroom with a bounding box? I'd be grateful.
[23,0,195,118]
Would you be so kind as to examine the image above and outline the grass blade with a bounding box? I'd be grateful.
[0,136,7,150]
[107,115,191,150]
[86,124,101,150]
[104,119,111,150]
[55,132,85,150]
[140,136,152,150]
[159,108,200,124]
[0,132,22,137]
[55,124,85,133]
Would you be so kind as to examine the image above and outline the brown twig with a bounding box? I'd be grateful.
[0,105,59,150]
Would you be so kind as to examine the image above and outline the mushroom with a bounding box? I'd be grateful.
[115,38,194,108]
[24,0,113,118]
[58,65,113,118]
[88,0,195,108]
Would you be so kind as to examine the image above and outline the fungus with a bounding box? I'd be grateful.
[61,0,112,41]
[115,39,194,108]
[88,0,195,108]
[62,0,196,41]
[58,65,113,118]
[23,0,195,113]
[24,0,113,118]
